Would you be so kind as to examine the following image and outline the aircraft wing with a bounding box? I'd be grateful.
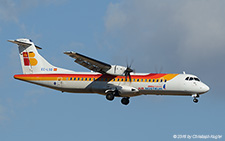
[64,51,112,73]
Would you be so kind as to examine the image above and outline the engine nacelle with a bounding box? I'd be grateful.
[106,65,127,76]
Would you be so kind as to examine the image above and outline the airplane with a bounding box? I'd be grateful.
[9,38,210,105]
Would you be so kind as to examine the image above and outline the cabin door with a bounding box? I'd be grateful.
[57,77,63,87]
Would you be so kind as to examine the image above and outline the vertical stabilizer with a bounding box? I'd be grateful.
[8,38,74,74]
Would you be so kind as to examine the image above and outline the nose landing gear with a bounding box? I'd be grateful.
[193,98,198,103]
[192,94,199,103]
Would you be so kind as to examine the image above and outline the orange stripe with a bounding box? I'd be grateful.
[14,73,179,81]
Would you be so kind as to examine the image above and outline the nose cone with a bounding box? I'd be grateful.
[201,83,210,93]
[205,84,210,92]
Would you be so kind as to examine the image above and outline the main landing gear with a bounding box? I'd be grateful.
[106,93,114,101]
[192,94,199,103]
[121,97,130,105]
[106,90,118,101]
[105,91,130,105]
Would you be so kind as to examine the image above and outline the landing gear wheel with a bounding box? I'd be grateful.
[193,98,198,103]
[106,93,114,101]
[121,97,130,105]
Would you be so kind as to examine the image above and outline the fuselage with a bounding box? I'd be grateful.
[14,72,210,97]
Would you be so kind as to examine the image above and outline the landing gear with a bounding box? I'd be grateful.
[192,94,199,103]
[106,93,114,101]
[193,98,198,103]
[105,90,130,105]
[121,97,130,105]
[105,90,119,101]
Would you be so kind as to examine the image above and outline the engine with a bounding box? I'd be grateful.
[106,65,127,76]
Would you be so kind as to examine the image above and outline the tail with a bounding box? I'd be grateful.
[8,38,75,74]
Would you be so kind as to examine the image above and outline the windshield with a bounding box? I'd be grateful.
[185,77,201,82]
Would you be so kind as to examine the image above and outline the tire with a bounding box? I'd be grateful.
[121,97,130,105]
[106,93,114,101]
[193,99,198,103]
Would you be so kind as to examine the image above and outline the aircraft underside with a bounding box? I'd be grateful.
[19,79,204,105]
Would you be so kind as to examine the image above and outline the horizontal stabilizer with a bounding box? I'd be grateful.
[8,40,42,49]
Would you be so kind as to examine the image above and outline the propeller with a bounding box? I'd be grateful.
[114,65,117,73]
[155,65,163,73]
[124,60,134,82]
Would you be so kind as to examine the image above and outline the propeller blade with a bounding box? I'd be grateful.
[124,59,134,82]
[114,65,117,73]
[128,73,131,82]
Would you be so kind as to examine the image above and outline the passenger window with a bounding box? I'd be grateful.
[141,79,143,82]
[77,78,80,81]
[81,78,83,81]
[153,79,155,82]
[121,79,123,81]
[160,79,163,82]
[133,79,135,82]
[117,78,120,81]
[149,79,151,82]
[74,78,76,81]
[164,79,167,82]
[156,79,159,82]
[89,78,91,81]
[85,78,87,81]
[137,79,139,82]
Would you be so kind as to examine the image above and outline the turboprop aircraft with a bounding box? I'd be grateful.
[9,38,210,105]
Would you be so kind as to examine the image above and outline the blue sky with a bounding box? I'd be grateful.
[1,0,225,140]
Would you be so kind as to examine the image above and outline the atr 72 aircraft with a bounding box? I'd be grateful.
[9,38,210,105]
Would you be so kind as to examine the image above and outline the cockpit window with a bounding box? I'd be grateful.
[185,76,201,81]
[194,77,200,81]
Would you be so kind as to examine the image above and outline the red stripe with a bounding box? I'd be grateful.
[14,73,168,79]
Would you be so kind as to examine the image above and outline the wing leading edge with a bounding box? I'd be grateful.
[64,51,134,77]
[64,51,111,73]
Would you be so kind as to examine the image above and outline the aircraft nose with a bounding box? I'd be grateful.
[201,83,210,93]
[205,84,210,92]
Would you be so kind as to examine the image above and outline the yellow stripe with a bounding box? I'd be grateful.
[162,74,179,81]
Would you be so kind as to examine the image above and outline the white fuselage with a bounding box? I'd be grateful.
[14,72,210,97]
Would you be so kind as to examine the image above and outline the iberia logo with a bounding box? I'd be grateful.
[23,52,38,66]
